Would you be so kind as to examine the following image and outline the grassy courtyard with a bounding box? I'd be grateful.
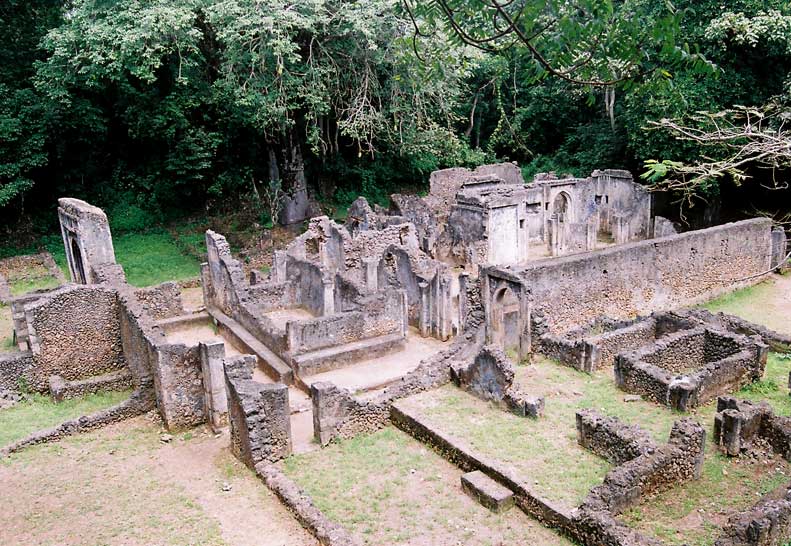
[280,427,572,546]
[0,391,130,447]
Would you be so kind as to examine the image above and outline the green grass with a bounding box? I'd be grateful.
[281,427,573,545]
[8,275,61,296]
[113,230,202,287]
[400,379,613,509]
[702,277,790,335]
[400,353,791,544]
[0,390,130,447]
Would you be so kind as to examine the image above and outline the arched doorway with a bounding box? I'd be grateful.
[552,192,571,223]
[491,287,520,357]
[70,237,87,284]
[549,192,572,255]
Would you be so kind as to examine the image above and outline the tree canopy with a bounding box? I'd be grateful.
[0,0,789,231]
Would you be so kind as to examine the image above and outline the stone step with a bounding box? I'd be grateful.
[461,470,515,513]
[208,306,293,385]
[49,369,134,402]
[155,311,211,330]
[292,332,405,379]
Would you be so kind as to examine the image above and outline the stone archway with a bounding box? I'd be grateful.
[548,191,572,255]
[70,237,87,284]
[491,286,520,356]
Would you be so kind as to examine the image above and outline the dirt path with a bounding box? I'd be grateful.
[0,416,317,546]
[704,273,791,335]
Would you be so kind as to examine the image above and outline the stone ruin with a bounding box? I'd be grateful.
[0,164,789,545]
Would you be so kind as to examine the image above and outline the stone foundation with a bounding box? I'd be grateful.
[614,327,767,411]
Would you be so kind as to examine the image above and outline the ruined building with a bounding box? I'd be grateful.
[0,165,789,546]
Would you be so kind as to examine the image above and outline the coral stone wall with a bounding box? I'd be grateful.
[502,218,774,334]
[26,286,125,392]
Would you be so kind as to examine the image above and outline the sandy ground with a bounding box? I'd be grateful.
[303,330,449,394]
[0,304,17,351]
[0,416,317,546]
[706,273,791,335]
[262,307,316,330]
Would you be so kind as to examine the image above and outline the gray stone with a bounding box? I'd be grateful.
[460,470,514,513]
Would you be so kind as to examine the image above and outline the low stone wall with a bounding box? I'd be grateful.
[450,345,544,418]
[582,418,706,516]
[715,482,791,546]
[0,383,156,455]
[0,351,35,393]
[225,356,291,467]
[133,282,185,320]
[49,369,133,401]
[714,397,791,461]
[615,328,767,411]
[255,464,361,546]
[539,312,703,373]
[310,311,485,445]
[391,400,662,546]
[688,309,791,353]
[575,409,657,465]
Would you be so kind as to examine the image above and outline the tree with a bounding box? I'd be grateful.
[30,0,482,218]
[643,8,791,198]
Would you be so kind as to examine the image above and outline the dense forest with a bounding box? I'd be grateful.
[1,0,790,242]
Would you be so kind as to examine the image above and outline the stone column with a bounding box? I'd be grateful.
[364,257,378,292]
[418,281,430,338]
[200,341,227,432]
[322,273,335,316]
[273,250,287,283]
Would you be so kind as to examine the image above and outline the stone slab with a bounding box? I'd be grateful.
[460,470,514,513]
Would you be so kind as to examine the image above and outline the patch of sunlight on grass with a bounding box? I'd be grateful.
[113,230,201,287]
[0,390,130,447]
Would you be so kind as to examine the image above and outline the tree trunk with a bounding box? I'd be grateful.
[275,129,310,226]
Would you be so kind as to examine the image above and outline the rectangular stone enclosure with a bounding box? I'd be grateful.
[614,328,768,411]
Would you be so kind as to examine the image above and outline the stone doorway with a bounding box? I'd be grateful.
[491,287,520,357]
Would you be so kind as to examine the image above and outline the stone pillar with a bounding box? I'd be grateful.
[200,341,227,432]
[322,273,335,316]
[273,251,287,283]
[364,257,378,292]
[418,281,430,338]
[771,226,788,270]
[311,381,347,446]
[225,367,292,468]
[586,220,597,251]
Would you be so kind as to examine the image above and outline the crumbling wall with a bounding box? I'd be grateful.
[715,483,791,546]
[492,218,774,335]
[450,345,544,417]
[25,285,125,392]
[714,397,791,461]
[581,416,706,515]
[575,409,657,465]
[615,328,766,411]
[133,282,185,320]
[0,351,35,394]
[152,343,204,429]
[225,356,291,467]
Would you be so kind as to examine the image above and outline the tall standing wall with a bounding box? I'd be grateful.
[489,219,775,335]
